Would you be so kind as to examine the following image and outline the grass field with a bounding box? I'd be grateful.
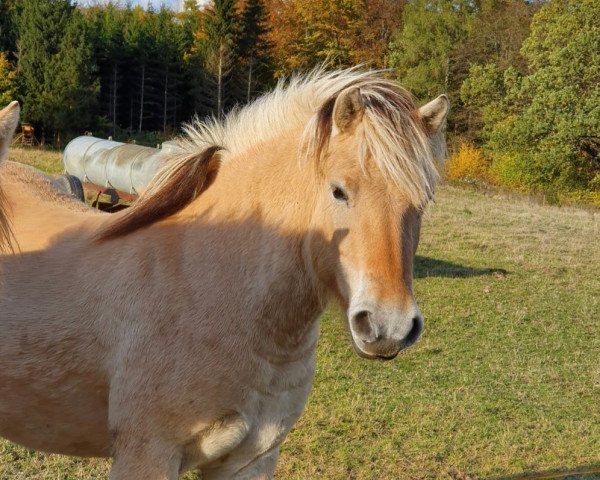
[1,149,599,479]
[5,147,65,175]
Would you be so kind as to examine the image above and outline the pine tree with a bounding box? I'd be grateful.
[179,0,202,54]
[238,0,273,102]
[18,0,67,130]
[0,0,17,54]
[179,0,207,118]
[124,6,154,132]
[154,6,184,133]
[0,0,17,107]
[201,0,240,117]
[17,0,99,143]
[49,8,99,143]
[86,2,128,136]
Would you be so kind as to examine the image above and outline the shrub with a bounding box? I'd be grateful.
[558,189,600,208]
[489,151,600,207]
[445,142,490,183]
[489,151,530,188]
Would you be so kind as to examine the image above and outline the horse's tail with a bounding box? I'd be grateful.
[0,101,20,253]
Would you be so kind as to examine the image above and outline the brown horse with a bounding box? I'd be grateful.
[0,69,448,479]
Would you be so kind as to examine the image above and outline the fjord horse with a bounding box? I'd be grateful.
[0,69,448,479]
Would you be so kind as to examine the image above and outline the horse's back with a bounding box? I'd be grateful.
[0,161,102,252]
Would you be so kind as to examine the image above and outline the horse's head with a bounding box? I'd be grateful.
[306,84,448,359]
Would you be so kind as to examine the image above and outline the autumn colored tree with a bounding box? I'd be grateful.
[457,0,540,138]
[456,0,540,74]
[0,52,17,106]
[353,0,406,68]
[267,0,368,75]
[264,0,302,75]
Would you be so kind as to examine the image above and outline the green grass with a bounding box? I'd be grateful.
[2,154,599,479]
[5,147,64,175]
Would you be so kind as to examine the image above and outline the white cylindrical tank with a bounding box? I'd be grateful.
[62,136,170,194]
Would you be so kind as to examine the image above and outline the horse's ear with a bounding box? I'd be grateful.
[419,95,449,136]
[0,101,20,159]
[333,87,364,135]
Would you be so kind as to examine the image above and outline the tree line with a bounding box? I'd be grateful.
[0,0,275,144]
[0,0,598,197]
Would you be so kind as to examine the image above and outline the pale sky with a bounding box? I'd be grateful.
[79,0,210,11]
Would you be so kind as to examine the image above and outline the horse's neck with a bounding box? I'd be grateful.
[246,241,324,361]
[212,131,316,230]
[187,133,326,358]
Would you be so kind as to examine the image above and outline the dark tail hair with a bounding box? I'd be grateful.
[96,144,222,242]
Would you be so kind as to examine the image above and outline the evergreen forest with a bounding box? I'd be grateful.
[0,0,598,202]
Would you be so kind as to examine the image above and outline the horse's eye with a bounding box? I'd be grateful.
[331,185,348,203]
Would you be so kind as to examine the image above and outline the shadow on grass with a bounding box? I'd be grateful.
[491,464,600,479]
[414,255,508,279]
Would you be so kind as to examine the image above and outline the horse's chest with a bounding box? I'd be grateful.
[194,352,317,475]
[244,354,316,451]
[181,311,321,475]
[173,355,316,477]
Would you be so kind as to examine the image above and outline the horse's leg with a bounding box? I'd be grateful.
[233,448,279,480]
[203,447,279,480]
[109,438,182,480]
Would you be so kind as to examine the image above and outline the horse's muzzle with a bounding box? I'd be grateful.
[349,311,423,359]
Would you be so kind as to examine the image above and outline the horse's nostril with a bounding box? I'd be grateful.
[351,310,377,342]
[402,316,423,348]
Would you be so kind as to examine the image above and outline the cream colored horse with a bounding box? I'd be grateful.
[0,69,448,479]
